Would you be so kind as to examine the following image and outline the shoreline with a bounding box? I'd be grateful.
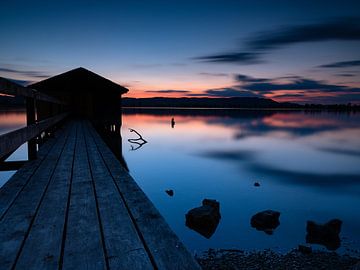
[196,248,359,270]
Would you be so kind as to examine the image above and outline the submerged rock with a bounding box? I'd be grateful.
[185,199,221,239]
[254,182,260,187]
[250,210,280,235]
[165,189,174,196]
[306,219,342,250]
[298,244,312,254]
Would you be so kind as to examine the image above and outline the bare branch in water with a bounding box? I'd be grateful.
[128,128,148,151]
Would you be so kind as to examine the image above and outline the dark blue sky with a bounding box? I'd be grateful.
[1,0,359,103]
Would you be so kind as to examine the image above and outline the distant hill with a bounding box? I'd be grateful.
[122,97,301,108]
[0,95,25,107]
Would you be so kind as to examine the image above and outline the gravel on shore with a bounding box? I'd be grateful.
[196,248,360,270]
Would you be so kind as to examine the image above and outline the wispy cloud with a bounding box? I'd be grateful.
[318,60,360,68]
[198,72,229,77]
[336,73,356,77]
[145,90,190,93]
[188,87,258,98]
[236,74,269,83]
[239,77,360,94]
[187,73,360,102]
[195,52,263,64]
[0,67,50,78]
[194,17,360,64]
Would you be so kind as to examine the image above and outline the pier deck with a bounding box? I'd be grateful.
[0,120,200,270]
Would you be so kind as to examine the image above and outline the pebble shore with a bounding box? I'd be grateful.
[196,249,360,270]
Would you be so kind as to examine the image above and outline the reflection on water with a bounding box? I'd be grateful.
[0,109,359,253]
[0,110,27,187]
[122,108,360,253]
[0,109,26,135]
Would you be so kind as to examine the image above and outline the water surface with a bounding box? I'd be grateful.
[1,109,359,254]
[122,109,360,254]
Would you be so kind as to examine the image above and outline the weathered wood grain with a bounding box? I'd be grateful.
[0,123,71,270]
[62,122,106,270]
[14,123,77,269]
[0,120,200,270]
[87,122,201,270]
[0,125,66,219]
[84,122,153,270]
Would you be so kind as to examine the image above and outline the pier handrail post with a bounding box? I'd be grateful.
[26,96,37,160]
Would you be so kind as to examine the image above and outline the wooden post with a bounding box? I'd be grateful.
[26,97,37,160]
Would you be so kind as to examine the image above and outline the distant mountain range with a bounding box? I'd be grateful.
[1,95,358,110]
[122,97,301,108]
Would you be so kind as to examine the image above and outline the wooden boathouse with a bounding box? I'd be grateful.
[0,69,200,270]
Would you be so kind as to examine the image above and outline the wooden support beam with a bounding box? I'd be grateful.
[0,77,65,105]
[26,97,37,160]
[0,113,68,160]
[0,161,27,171]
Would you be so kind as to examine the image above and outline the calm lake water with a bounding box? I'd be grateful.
[1,108,359,255]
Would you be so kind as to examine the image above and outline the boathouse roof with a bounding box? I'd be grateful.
[30,67,128,95]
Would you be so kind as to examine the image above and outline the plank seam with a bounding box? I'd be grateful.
[58,123,78,270]
[10,123,74,270]
[0,124,67,221]
[87,122,159,270]
[82,121,111,270]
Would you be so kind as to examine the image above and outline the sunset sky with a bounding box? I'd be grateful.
[0,0,359,104]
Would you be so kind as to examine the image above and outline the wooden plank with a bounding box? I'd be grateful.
[14,123,77,269]
[83,121,153,270]
[87,122,201,270]
[0,77,65,104]
[0,123,71,270]
[0,112,68,159]
[0,124,67,219]
[62,122,106,270]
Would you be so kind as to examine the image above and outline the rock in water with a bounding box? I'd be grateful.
[185,199,221,238]
[306,219,342,250]
[298,244,312,254]
[165,189,174,196]
[250,210,280,235]
[254,182,260,187]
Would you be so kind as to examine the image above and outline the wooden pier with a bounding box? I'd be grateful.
[0,76,200,269]
[0,120,200,270]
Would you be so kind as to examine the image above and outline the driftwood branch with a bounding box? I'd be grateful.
[128,128,147,151]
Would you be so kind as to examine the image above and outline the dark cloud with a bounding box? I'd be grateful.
[318,60,360,68]
[194,52,263,64]
[336,73,356,77]
[145,90,190,93]
[195,17,360,64]
[188,87,258,98]
[198,72,229,77]
[186,73,360,102]
[0,67,50,78]
[237,76,360,94]
[236,74,270,83]
[247,17,360,50]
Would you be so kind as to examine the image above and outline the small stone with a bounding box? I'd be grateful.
[306,218,342,250]
[165,189,174,196]
[298,244,312,254]
[185,199,221,238]
[250,210,281,235]
[254,182,260,187]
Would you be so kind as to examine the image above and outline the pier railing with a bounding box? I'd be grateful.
[0,77,68,166]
